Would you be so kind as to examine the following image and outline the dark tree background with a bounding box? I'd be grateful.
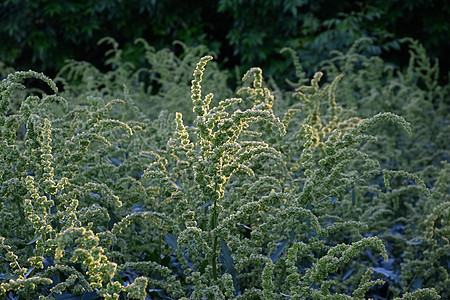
[1,0,449,81]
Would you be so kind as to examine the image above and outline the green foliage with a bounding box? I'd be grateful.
[1,0,449,84]
[54,37,232,125]
[0,0,220,74]
[0,39,448,299]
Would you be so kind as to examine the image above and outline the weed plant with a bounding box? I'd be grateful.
[0,38,448,299]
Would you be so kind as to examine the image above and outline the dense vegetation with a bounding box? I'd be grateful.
[0,35,448,299]
[1,0,450,81]
[0,1,449,299]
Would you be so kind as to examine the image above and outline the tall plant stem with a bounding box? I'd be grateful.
[211,197,219,281]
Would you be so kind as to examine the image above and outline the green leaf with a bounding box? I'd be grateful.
[270,238,289,263]
[220,239,238,293]
[27,234,42,245]
[0,273,17,280]
[164,233,178,250]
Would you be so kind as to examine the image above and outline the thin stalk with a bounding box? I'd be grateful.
[276,260,286,291]
[158,224,163,265]
[211,197,219,281]
[17,197,25,225]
